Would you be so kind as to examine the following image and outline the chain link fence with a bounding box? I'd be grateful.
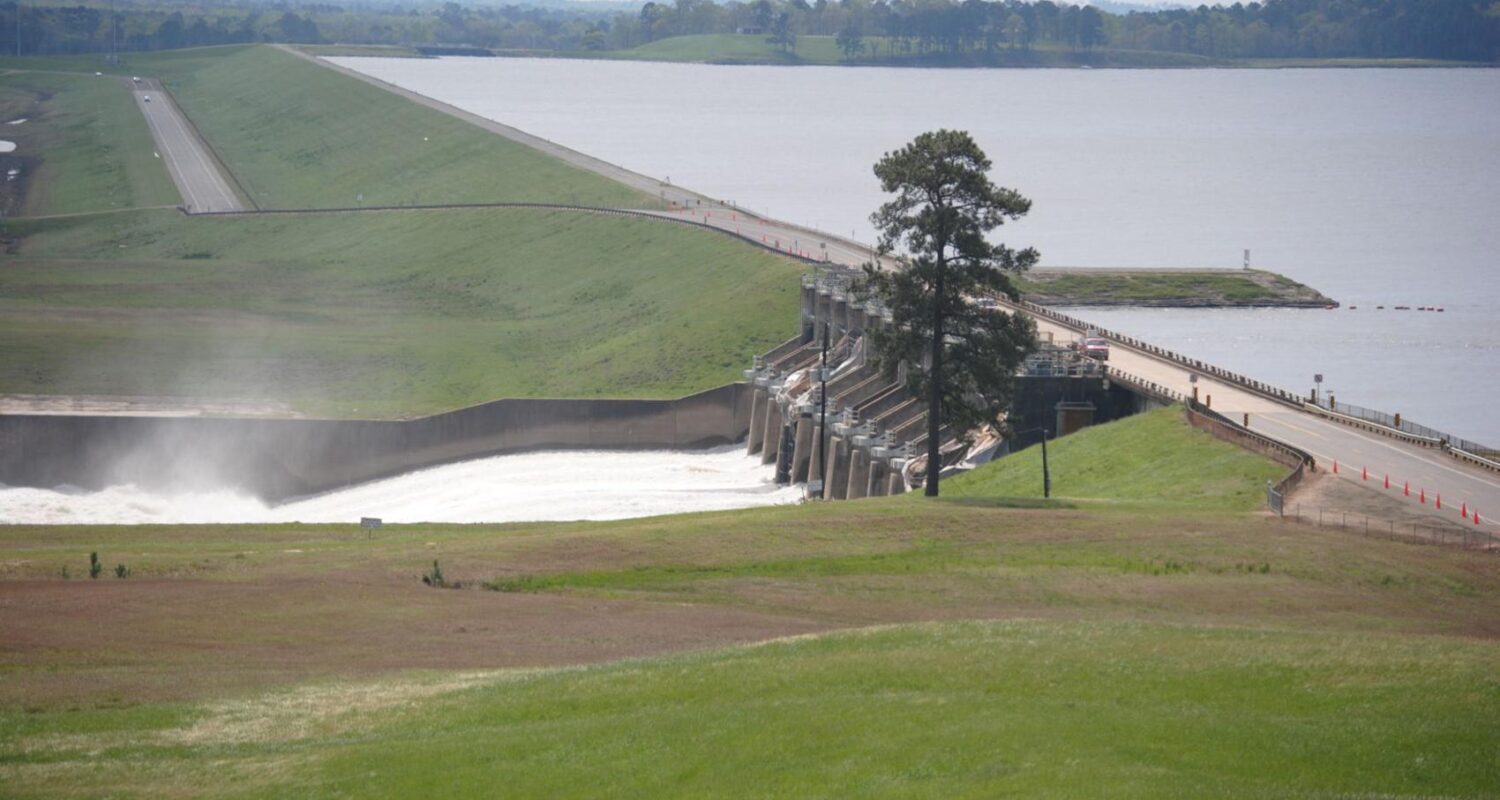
[1283,505,1499,550]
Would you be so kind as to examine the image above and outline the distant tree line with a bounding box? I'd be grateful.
[1,0,1495,62]
[613,0,1500,62]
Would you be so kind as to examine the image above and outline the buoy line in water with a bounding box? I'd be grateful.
[0,446,801,525]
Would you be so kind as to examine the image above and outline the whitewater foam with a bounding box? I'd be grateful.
[0,447,801,525]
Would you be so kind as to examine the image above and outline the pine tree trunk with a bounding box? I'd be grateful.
[925,257,944,497]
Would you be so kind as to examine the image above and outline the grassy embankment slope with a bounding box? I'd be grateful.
[1017,267,1334,307]
[943,406,1286,509]
[0,45,803,415]
[0,71,177,217]
[152,45,651,210]
[571,33,1480,68]
[2,410,1497,797]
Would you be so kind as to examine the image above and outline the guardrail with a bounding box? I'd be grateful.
[1183,399,1315,517]
[1451,447,1500,474]
[1309,396,1496,457]
[1007,298,1307,409]
[1301,403,1444,448]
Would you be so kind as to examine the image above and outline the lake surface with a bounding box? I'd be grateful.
[332,57,1500,444]
[0,447,800,524]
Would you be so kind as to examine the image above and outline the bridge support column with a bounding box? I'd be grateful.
[846,448,870,500]
[866,459,887,497]
[886,470,907,496]
[774,423,796,485]
[759,399,781,465]
[790,413,814,483]
[745,388,765,455]
[824,435,850,501]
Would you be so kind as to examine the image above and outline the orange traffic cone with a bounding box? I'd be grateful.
[1420,489,1426,504]
[1404,481,1410,496]
[1384,474,1390,489]
[1362,466,1368,480]
[1334,460,1340,474]
[1436,494,1442,510]
[1462,503,1469,520]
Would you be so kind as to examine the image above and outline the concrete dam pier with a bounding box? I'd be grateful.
[744,273,1158,499]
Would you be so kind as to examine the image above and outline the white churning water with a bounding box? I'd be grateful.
[0,447,802,525]
[0,140,16,153]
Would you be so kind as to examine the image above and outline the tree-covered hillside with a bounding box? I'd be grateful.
[1,0,1496,63]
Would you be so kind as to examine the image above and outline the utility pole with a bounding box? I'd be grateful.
[1040,426,1051,499]
[817,322,829,499]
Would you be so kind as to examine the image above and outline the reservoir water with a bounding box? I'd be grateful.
[0,447,800,525]
[331,57,1500,444]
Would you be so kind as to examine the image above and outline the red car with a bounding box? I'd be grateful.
[1080,337,1110,361]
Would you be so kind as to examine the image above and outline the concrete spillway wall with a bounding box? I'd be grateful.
[0,383,751,501]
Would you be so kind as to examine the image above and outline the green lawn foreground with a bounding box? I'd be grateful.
[3,207,803,415]
[2,620,1495,798]
[3,408,1497,797]
[147,45,654,210]
[0,71,178,216]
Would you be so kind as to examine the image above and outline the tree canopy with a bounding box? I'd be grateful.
[2,0,1494,63]
[859,130,1038,497]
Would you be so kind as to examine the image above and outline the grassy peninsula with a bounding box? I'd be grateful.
[3,409,1496,797]
[1017,267,1335,308]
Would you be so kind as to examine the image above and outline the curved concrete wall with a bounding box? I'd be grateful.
[0,384,750,501]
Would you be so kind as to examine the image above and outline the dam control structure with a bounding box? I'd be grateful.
[742,272,1154,499]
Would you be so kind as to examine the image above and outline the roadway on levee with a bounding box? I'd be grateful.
[1022,314,1500,528]
[131,78,246,213]
[300,49,1498,531]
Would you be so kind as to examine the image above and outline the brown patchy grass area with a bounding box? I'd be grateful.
[3,498,1496,711]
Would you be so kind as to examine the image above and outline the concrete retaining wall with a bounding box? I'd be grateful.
[0,384,751,501]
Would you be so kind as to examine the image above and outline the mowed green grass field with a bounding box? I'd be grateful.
[151,45,653,209]
[0,71,178,216]
[2,413,1498,797]
[0,45,802,414]
[4,207,802,415]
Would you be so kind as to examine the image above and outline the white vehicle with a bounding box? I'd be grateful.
[142,95,151,103]
[132,76,140,83]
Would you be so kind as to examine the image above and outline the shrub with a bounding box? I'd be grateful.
[114,563,130,579]
[88,552,102,579]
[422,560,446,588]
